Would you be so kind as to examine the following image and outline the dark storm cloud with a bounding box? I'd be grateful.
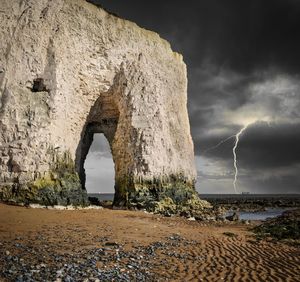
[188,68,260,134]
[240,168,300,194]
[193,71,300,140]
[194,132,235,159]
[197,170,232,181]
[198,122,300,168]
[93,0,300,74]
[239,123,300,169]
[94,0,300,113]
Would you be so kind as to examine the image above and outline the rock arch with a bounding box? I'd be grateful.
[76,92,119,193]
[0,0,209,212]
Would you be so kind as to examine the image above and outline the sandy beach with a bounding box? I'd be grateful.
[0,203,299,281]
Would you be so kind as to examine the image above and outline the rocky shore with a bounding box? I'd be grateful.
[253,208,300,244]
[203,194,300,212]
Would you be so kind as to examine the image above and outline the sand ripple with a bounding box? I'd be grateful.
[0,204,299,281]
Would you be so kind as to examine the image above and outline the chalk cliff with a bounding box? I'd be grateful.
[0,0,209,212]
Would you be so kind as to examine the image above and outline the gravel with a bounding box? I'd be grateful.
[0,233,196,281]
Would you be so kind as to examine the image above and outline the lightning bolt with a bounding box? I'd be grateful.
[202,135,236,155]
[232,124,249,194]
[202,121,263,194]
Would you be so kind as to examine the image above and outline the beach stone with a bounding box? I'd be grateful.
[226,212,240,221]
[0,0,206,212]
[241,219,250,225]
[216,215,225,222]
[104,242,119,247]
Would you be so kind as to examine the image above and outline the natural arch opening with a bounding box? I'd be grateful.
[75,93,120,205]
[84,133,115,202]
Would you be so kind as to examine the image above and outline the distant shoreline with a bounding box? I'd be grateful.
[88,193,300,212]
[88,192,300,198]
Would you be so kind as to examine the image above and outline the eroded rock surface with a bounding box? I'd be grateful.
[0,0,208,211]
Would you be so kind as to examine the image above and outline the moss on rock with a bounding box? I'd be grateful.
[0,150,89,207]
[114,174,212,216]
[253,209,300,242]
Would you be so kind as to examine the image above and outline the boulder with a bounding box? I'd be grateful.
[226,212,240,221]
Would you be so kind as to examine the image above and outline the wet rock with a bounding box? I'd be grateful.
[226,212,240,221]
[88,197,101,206]
[253,208,300,241]
[104,242,119,247]
[216,216,225,222]
[241,219,250,225]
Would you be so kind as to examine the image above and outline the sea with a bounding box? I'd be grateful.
[224,207,296,221]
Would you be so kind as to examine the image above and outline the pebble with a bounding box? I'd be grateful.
[0,233,199,281]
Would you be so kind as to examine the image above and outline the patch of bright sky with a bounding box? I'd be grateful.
[84,134,115,193]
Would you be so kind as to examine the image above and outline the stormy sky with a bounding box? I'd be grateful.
[85,0,300,194]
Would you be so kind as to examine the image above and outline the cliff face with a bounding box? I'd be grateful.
[0,0,201,209]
